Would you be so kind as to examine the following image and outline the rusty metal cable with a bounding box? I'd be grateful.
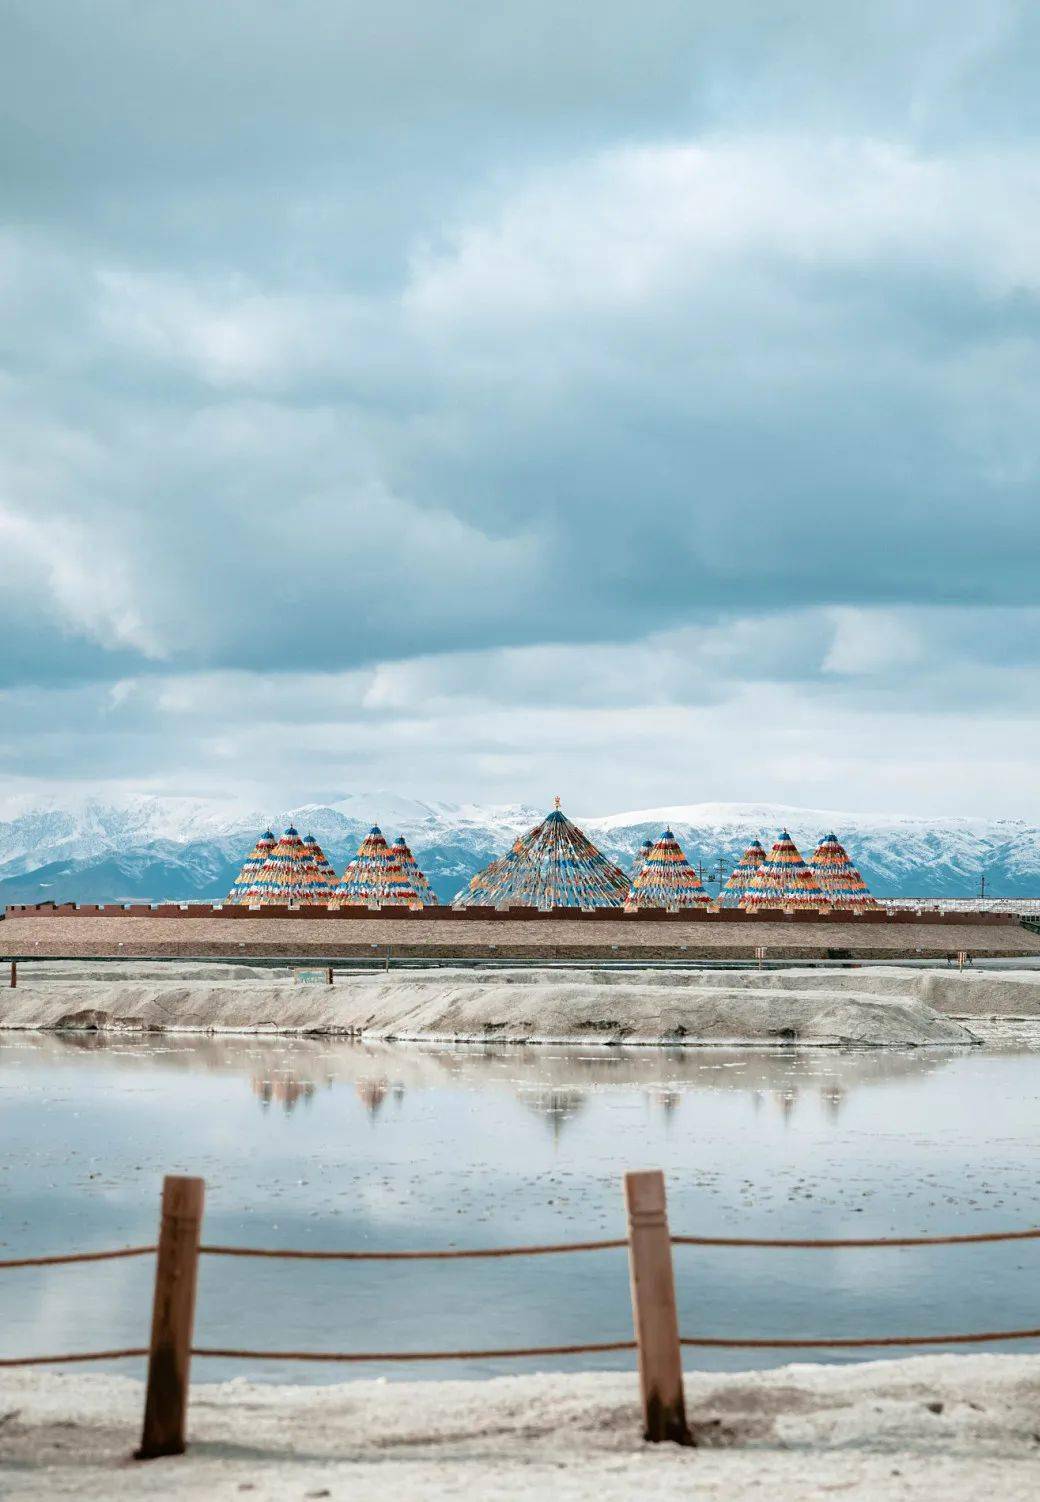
[198,1238,628,1260]
[0,1246,156,1270]
[191,1340,638,1361]
[0,1347,148,1366]
[671,1229,1040,1249]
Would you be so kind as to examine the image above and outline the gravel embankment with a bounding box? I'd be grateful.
[0,961,1001,1044]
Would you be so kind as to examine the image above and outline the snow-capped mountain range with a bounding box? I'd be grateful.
[1,792,1039,905]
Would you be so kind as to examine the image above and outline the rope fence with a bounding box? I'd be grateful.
[0,1347,149,1367]
[191,1340,639,1362]
[3,1171,1040,1457]
[680,1329,1040,1349]
[671,1227,1040,1248]
[0,1245,156,1270]
[198,1237,627,1259]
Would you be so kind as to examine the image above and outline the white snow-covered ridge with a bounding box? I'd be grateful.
[3,791,1040,902]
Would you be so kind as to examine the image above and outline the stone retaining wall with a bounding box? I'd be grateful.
[2,911,1038,961]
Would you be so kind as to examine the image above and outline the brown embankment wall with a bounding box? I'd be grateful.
[1,903,1037,960]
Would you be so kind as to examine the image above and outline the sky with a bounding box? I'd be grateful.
[2,0,1040,819]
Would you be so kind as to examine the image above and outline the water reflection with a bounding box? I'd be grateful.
[0,1033,967,1135]
[521,1088,587,1142]
[22,1031,953,1075]
[14,1031,955,1081]
[251,1072,319,1113]
[5,1030,960,1139]
[244,1068,850,1138]
[822,1084,845,1120]
[355,1078,388,1117]
[4,1027,1039,1383]
[648,1086,682,1124]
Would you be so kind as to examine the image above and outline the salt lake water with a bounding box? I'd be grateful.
[3,1030,1040,1382]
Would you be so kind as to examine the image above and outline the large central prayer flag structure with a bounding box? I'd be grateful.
[625,829,711,911]
[238,825,334,905]
[456,798,629,909]
[741,830,827,911]
[331,825,421,908]
[717,839,767,909]
[810,833,879,909]
[226,828,276,902]
[390,835,439,907]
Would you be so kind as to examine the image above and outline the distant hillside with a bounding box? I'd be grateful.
[0,794,1037,906]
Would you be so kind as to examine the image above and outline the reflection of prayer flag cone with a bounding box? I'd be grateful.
[227,829,276,902]
[455,801,629,910]
[332,826,421,909]
[717,840,767,909]
[389,835,439,907]
[239,826,334,906]
[625,829,711,911]
[741,831,826,911]
[809,833,879,909]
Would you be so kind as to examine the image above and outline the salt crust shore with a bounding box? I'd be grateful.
[0,962,1020,1045]
[3,1357,1040,1499]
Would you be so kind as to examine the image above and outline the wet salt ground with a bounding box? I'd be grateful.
[2,1032,1040,1382]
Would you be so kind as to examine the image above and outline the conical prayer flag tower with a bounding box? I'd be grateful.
[741,830,826,911]
[717,839,767,909]
[625,829,711,911]
[455,798,629,909]
[632,838,653,878]
[240,826,332,905]
[331,826,421,909]
[810,833,879,909]
[226,828,276,902]
[303,834,339,898]
[389,835,439,907]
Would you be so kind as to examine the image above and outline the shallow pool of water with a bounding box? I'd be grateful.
[2,1031,1039,1381]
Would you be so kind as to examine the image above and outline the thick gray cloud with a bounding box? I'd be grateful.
[4,607,1040,815]
[1,2,1038,811]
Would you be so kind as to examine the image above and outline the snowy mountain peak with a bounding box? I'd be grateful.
[0,793,1037,904]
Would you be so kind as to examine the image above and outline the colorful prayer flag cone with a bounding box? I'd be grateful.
[332,825,422,909]
[455,801,629,910]
[809,832,879,909]
[741,830,826,911]
[624,829,711,911]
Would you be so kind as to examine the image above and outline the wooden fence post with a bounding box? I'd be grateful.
[624,1169,691,1445]
[9,959,16,988]
[136,1175,205,1460]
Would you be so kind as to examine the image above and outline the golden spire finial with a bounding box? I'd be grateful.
[554,794,561,810]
